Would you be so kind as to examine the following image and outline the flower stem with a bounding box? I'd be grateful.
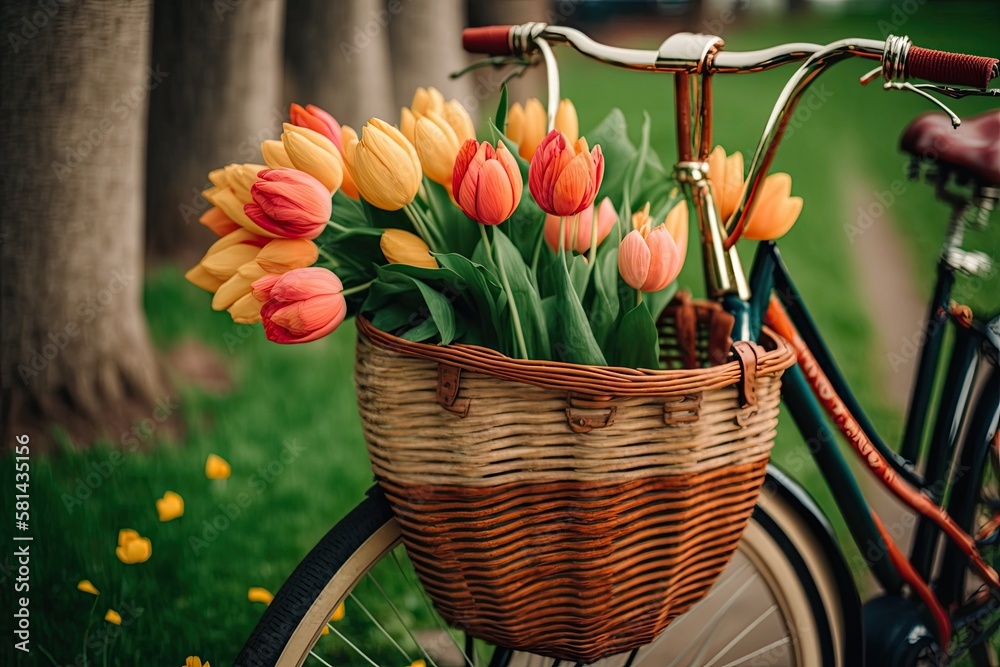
[317,246,337,265]
[342,280,373,297]
[481,224,528,359]
[587,210,599,269]
[636,289,643,308]
[403,204,437,253]
[325,220,351,233]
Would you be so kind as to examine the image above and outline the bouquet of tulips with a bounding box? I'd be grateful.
[187,87,802,367]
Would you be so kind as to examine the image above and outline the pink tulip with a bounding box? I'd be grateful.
[528,130,604,217]
[253,268,347,344]
[244,169,332,240]
[290,103,343,151]
[452,139,523,225]
[618,226,683,293]
[543,197,617,254]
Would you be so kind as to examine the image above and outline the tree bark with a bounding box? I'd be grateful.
[146,0,285,263]
[284,0,395,129]
[387,0,471,110]
[1,1,166,446]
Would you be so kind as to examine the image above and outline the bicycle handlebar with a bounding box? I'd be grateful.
[463,24,998,86]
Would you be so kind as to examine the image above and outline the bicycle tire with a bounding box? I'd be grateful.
[236,481,852,667]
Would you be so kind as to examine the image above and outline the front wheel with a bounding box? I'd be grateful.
[237,477,854,666]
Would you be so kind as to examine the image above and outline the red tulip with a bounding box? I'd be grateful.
[543,196,617,254]
[254,268,347,344]
[290,103,343,151]
[528,130,604,217]
[244,169,331,240]
[452,139,523,225]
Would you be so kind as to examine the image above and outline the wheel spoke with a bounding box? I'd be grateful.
[349,591,414,664]
[702,605,778,667]
[366,570,441,667]
[716,637,792,667]
[323,624,381,667]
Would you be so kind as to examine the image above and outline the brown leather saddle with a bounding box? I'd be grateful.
[900,109,1000,186]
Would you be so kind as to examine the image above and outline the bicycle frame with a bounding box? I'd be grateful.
[658,30,1000,652]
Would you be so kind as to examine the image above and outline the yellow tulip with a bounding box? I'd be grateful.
[380,229,437,269]
[412,86,445,117]
[228,293,262,324]
[352,118,422,211]
[414,112,461,187]
[261,139,295,169]
[223,163,265,203]
[443,99,476,143]
[255,238,319,274]
[155,491,184,522]
[506,99,546,160]
[631,202,654,236]
[555,99,579,144]
[77,580,100,596]
[185,264,224,294]
[105,609,122,625]
[116,529,152,565]
[400,106,417,146]
[202,179,280,239]
[201,244,261,284]
[214,260,267,311]
[205,454,231,480]
[281,123,344,193]
[247,587,274,605]
[184,657,211,667]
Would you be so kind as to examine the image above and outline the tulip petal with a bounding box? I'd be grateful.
[475,160,516,225]
[552,153,590,216]
[641,226,681,292]
[618,230,651,290]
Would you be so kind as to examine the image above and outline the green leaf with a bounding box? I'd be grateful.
[568,253,590,299]
[412,279,457,345]
[331,190,369,228]
[590,109,637,202]
[608,302,660,369]
[491,227,551,359]
[495,84,509,134]
[423,179,480,257]
[399,317,439,342]
[588,245,620,347]
[360,196,412,232]
[550,254,606,366]
[643,282,680,327]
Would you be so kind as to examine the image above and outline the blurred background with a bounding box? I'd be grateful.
[1,0,998,663]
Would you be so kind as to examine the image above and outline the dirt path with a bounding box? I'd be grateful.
[844,169,928,579]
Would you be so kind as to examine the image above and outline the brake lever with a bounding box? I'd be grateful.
[449,55,535,80]
[883,81,963,128]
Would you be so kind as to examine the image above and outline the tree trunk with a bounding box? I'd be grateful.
[1,1,166,446]
[387,0,471,110]
[146,0,285,263]
[284,0,395,129]
[467,0,549,110]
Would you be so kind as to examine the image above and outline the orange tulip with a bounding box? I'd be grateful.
[255,268,348,344]
[244,169,332,240]
[617,202,686,292]
[452,139,523,225]
[528,130,604,217]
[707,146,802,240]
[544,197,617,254]
[380,229,437,269]
[289,103,343,151]
[506,98,579,159]
[414,112,462,187]
[255,239,319,274]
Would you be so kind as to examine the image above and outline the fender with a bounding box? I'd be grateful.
[763,465,865,665]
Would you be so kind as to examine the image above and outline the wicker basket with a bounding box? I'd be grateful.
[354,294,796,663]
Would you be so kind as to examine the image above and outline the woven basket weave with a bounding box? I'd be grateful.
[354,295,796,663]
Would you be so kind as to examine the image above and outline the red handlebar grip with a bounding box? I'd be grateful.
[462,26,514,56]
[908,46,998,89]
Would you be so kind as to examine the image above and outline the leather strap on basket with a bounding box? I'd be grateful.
[436,364,471,417]
[730,342,760,409]
[565,394,617,433]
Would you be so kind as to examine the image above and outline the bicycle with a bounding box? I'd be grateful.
[236,22,1000,667]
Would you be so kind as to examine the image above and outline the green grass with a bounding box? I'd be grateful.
[3,6,998,665]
